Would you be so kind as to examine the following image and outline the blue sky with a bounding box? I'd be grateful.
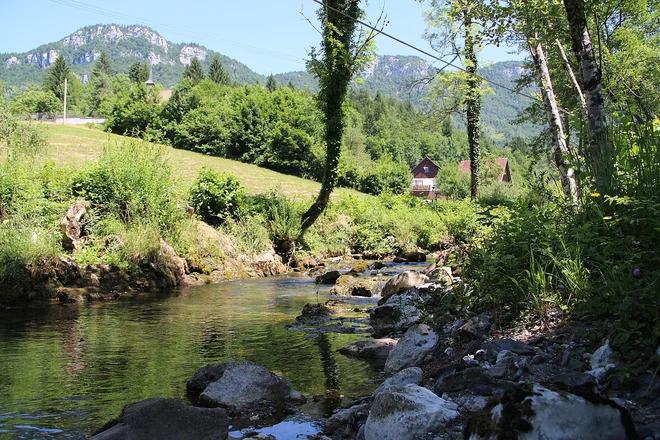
[0,0,523,75]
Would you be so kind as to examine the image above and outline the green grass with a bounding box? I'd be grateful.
[40,123,365,200]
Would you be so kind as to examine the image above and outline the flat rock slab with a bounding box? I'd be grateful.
[491,339,536,355]
[378,271,429,305]
[90,398,228,440]
[338,338,398,360]
[373,367,423,398]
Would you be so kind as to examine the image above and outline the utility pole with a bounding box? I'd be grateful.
[63,77,67,124]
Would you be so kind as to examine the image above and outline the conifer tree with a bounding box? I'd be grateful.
[266,74,278,92]
[208,55,230,85]
[184,57,205,86]
[92,51,113,77]
[43,54,69,101]
[128,61,149,84]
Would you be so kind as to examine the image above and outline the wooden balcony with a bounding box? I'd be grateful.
[412,185,433,191]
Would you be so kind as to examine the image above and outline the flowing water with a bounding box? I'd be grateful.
[0,274,389,439]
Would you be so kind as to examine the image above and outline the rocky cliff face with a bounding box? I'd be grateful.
[1,24,262,88]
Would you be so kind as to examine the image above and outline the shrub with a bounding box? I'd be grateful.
[189,167,243,225]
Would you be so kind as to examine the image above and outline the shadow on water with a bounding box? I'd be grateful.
[0,276,381,439]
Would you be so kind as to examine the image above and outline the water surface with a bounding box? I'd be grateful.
[0,276,382,439]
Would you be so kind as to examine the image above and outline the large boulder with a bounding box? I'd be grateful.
[364,385,459,440]
[384,324,438,373]
[90,398,228,440]
[331,276,379,297]
[338,338,398,360]
[60,200,90,251]
[464,383,637,440]
[187,361,306,417]
[323,402,371,438]
[378,271,429,305]
[369,301,421,338]
[316,270,341,285]
[373,367,423,398]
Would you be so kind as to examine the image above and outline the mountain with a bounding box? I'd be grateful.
[276,57,538,141]
[1,24,537,140]
[0,24,262,88]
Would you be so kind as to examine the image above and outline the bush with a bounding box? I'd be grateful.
[189,167,243,225]
[72,139,180,230]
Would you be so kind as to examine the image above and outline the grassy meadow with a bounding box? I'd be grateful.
[40,123,363,201]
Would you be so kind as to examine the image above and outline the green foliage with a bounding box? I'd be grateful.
[42,54,69,100]
[0,104,48,160]
[189,167,243,225]
[71,139,179,228]
[184,57,206,86]
[92,52,113,78]
[0,225,60,291]
[435,164,471,199]
[10,89,61,118]
[358,156,410,195]
[104,83,161,136]
[128,61,150,84]
[208,55,230,86]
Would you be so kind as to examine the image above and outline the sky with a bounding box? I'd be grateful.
[0,0,523,76]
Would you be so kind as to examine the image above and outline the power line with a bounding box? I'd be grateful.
[48,0,304,65]
[311,0,538,102]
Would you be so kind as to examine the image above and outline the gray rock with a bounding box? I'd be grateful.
[323,403,370,437]
[90,398,228,440]
[338,338,398,360]
[369,302,421,338]
[458,313,492,340]
[378,271,429,305]
[590,340,618,370]
[487,350,518,379]
[474,384,493,396]
[435,368,499,394]
[546,372,597,394]
[491,339,536,355]
[385,324,438,372]
[464,383,635,440]
[373,367,423,398]
[189,361,305,417]
[531,353,552,365]
[316,270,341,284]
[460,395,490,413]
[364,385,459,440]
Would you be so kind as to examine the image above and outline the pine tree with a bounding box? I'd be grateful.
[43,54,69,101]
[266,74,278,92]
[208,55,230,85]
[92,51,113,77]
[184,57,205,86]
[128,61,149,84]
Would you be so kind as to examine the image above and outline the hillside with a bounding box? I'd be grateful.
[41,123,364,200]
[2,24,538,140]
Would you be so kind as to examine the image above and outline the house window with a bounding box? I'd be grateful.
[423,166,429,174]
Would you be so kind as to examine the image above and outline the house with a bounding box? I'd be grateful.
[411,157,441,199]
[458,157,512,183]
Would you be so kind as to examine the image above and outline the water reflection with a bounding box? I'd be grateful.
[0,277,379,438]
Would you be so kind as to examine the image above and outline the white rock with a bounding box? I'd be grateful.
[384,324,438,373]
[466,384,631,440]
[365,385,459,440]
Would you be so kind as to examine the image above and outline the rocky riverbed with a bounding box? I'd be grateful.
[89,257,660,439]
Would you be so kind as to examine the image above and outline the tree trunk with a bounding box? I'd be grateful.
[563,0,613,193]
[299,0,361,240]
[464,10,481,200]
[556,39,588,122]
[529,38,579,205]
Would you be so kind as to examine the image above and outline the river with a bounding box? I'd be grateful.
[0,274,387,439]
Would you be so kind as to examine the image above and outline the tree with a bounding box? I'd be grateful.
[11,89,60,119]
[92,51,113,78]
[298,0,377,240]
[562,0,612,193]
[208,55,230,86]
[266,74,278,92]
[128,61,149,84]
[424,0,487,199]
[184,57,206,86]
[43,54,69,101]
